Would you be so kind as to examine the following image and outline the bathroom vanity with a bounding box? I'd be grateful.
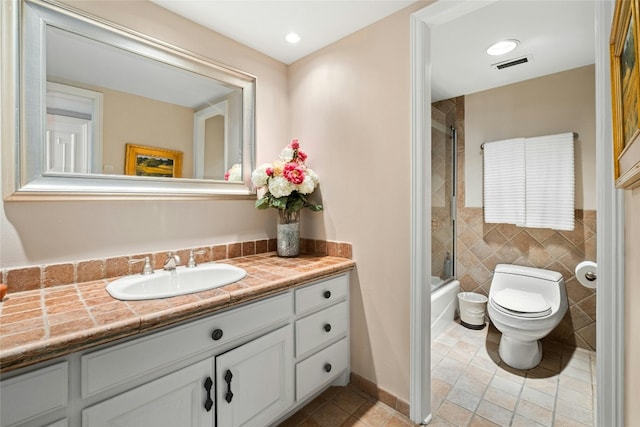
[0,265,352,427]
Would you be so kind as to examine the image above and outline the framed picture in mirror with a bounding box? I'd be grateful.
[610,0,640,189]
[125,143,183,178]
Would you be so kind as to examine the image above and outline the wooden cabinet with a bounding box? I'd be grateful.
[0,273,350,427]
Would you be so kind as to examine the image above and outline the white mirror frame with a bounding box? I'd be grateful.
[1,0,256,200]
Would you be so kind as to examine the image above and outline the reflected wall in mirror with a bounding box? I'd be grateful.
[2,0,256,199]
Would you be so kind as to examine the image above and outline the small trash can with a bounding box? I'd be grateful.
[457,292,488,330]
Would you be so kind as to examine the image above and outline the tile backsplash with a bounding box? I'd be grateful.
[1,238,352,294]
[456,208,597,350]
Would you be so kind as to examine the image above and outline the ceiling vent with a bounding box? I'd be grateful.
[492,55,534,70]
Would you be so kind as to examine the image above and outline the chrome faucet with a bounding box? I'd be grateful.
[163,252,181,271]
[129,256,154,275]
[186,250,207,268]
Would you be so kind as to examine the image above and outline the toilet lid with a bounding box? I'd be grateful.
[491,288,552,318]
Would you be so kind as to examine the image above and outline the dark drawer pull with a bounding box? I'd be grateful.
[323,323,332,333]
[203,377,213,412]
[323,290,331,299]
[324,363,332,373]
[224,369,234,403]
[211,329,224,341]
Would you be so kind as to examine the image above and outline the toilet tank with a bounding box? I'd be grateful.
[491,264,565,309]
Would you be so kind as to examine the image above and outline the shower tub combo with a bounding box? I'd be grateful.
[430,107,460,339]
[431,278,460,340]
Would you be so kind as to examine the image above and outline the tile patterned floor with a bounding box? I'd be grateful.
[280,320,596,427]
[430,321,596,427]
[277,384,416,426]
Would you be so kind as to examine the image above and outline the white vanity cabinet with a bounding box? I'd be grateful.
[82,325,294,427]
[293,274,350,403]
[0,272,350,427]
[215,325,293,426]
[82,358,214,427]
[0,362,68,427]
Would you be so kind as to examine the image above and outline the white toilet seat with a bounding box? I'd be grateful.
[491,288,552,318]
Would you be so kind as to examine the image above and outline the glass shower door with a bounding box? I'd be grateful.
[431,103,456,290]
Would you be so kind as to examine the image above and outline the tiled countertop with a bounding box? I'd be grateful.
[0,253,355,373]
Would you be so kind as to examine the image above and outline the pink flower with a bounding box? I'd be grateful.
[283,162,305,185]
[291,139,300,150]
[297,150,307,162]
[266,167,273,176]
[224,171,230,181]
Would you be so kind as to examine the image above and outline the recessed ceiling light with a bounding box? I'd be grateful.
[285,32,301,44]
[486,39,519,56]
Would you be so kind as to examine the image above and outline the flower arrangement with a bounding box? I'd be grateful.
[251,139,323,213]
[224,163,242,181]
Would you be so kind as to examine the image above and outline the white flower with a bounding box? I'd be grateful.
[268,176,295,198]
[225,164,242,181]
[280,147,294,162]
[297,175,316,194]
[251,163,271,187]
[306,168,320,186]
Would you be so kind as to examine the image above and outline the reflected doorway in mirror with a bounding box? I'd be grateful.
[124,143,183,178]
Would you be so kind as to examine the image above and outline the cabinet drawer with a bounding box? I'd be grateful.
[296,301,347,357]
[295,338,348,402]
[295,274,348,315]
[82,292,292,398]
[1,362,68,427]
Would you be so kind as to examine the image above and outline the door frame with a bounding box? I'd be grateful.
[409,1,625,424]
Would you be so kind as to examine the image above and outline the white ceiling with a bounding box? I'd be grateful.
[429,0,595,101]
[151,0,415,64]
[151,0,596,101]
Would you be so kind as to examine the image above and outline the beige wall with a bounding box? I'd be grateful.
[53,81,197,176]
[288,2,429,402]
[625,188,640,425]
[0,0,289,268]
[101,88,195,176]
[465,65,596,210]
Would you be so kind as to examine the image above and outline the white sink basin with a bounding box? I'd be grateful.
[106,263,247,300]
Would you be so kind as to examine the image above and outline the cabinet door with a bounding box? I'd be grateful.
[216,325,293,427]
[0,362,68,427]
[82,359,214,427]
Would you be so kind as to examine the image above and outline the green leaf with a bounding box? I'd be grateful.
[255,197,270,209]
[286,196,302,211]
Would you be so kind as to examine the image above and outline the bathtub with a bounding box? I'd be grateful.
[431,279,460,340]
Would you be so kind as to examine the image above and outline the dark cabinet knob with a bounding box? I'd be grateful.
[323,290,331,299]
[324,363,332,373]
[323,323,332,332]
[211,329,223,341]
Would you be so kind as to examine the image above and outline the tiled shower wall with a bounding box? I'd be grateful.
[440,96,597,351]
[431,103,455,280]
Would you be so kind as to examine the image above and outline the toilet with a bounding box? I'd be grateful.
[487,264,568,370]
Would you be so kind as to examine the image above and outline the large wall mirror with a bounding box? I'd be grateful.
[2,0,256,199]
